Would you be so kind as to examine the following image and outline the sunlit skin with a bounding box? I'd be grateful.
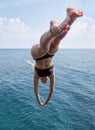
[31,7,83,106]
[40,77,49,84]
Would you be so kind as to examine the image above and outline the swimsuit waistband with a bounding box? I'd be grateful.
[33,53,54,61]
[35,65,54,77]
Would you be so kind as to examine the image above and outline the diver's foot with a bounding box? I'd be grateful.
[67,7,83,19]
[61,24,70,33]
[50,20,62,35]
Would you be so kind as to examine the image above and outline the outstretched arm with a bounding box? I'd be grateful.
[41,73,55,106]
[34,72,42,106]
[34,72,55,106]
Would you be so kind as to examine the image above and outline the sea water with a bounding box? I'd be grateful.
[0,49,95,130]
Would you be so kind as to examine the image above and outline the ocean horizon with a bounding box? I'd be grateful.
[0,49,95,130]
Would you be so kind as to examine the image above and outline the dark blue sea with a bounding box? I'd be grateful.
[0,49,95,130]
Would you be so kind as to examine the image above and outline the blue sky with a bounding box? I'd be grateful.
[0,0,95,48]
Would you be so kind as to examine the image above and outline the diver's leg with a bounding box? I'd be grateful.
[40,20,62,52]
[52,7,83,43]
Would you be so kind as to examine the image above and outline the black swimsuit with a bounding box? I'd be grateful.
[33,53,54,77]
[35,66,53,77]
[33,53,54,61]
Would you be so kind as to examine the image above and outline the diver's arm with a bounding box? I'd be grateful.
[34,72,55,106]
[41,73,55,106]
[34,72,42,105]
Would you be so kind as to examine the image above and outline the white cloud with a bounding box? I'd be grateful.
[60,17,95,48]
[0,17,34,48]
[0,16,95,49]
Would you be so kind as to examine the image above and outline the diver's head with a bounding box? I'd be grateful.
[40,77,49,84]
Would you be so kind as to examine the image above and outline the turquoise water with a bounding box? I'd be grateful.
[0,49,95,130]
